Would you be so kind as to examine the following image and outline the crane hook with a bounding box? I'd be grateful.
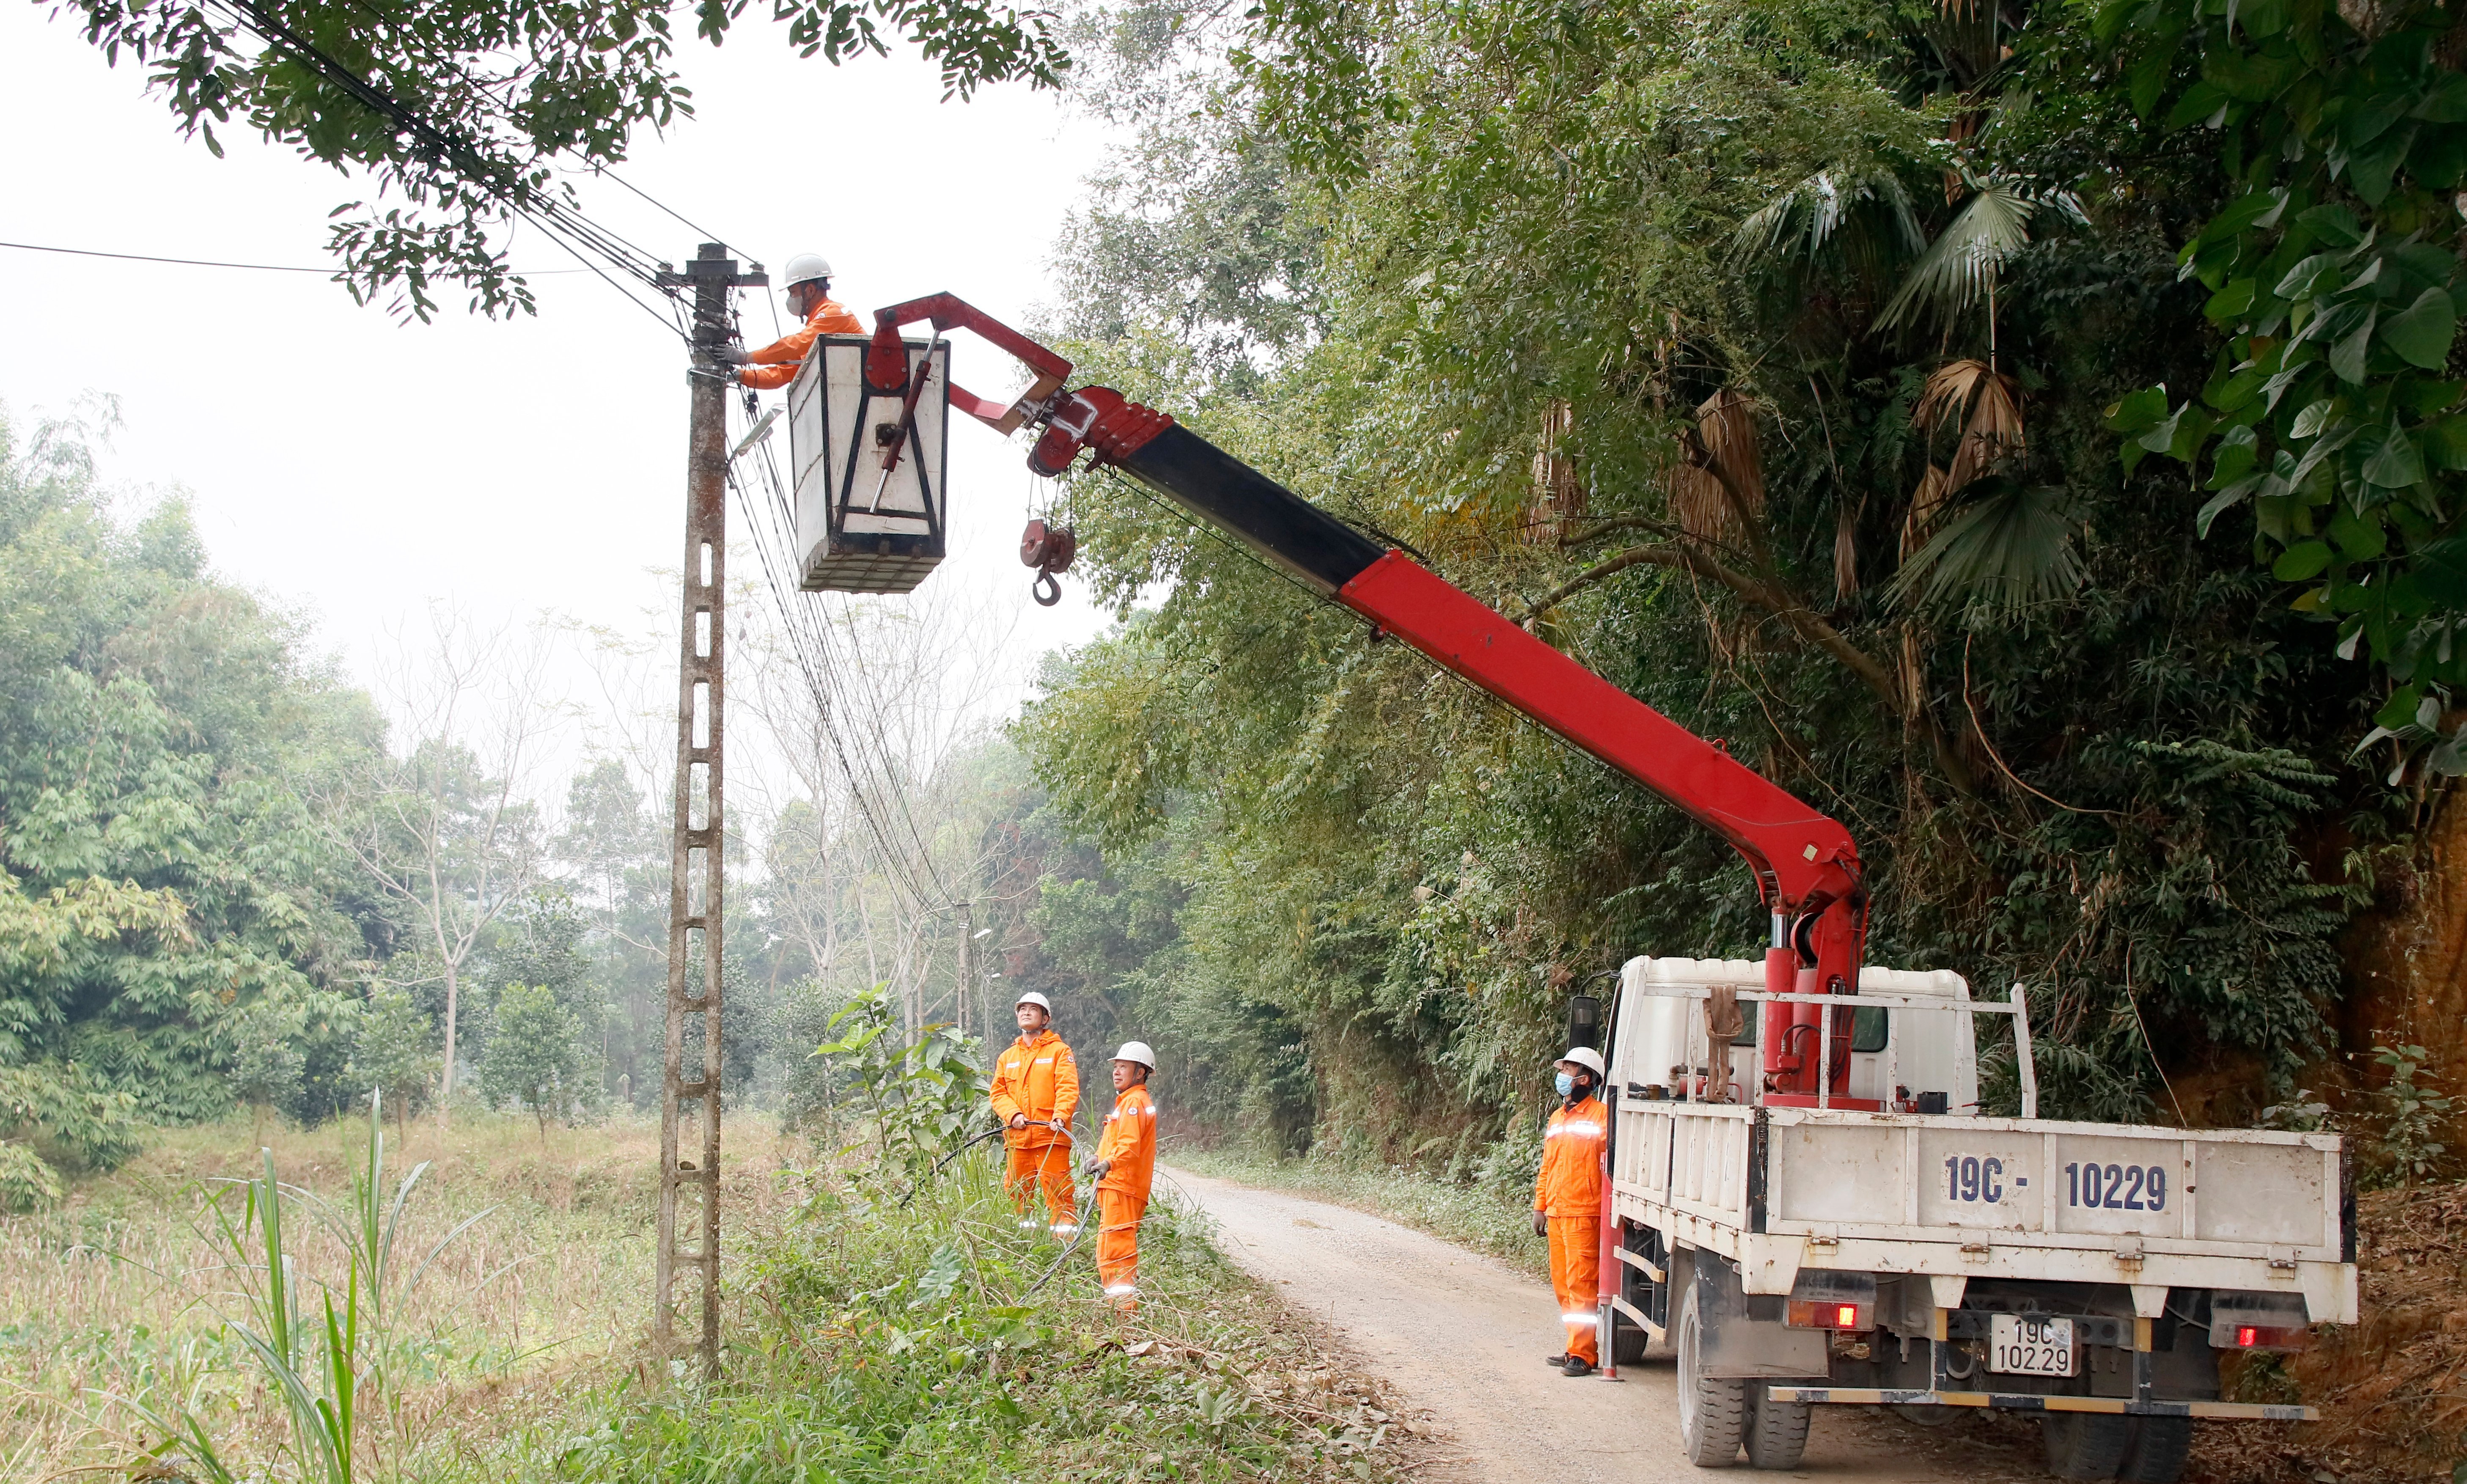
[1021,518,1077,607]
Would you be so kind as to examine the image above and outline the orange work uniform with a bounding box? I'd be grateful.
[1093,1082,1158,1309]
[1535,1094,1608,1364]
[737,294,864,390]
[991,1029,1080,1233]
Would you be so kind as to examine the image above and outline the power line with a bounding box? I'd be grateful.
[0,239,591,275]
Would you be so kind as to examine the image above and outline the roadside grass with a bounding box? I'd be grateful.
[479,1151,1420,1484]
[7,1110,1420,1484]
[1164,1146,1549,1282]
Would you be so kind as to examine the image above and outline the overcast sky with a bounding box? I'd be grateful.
[0,5,1120,798]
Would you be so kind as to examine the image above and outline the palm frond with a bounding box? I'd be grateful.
[1730,168,1925,272]
[1874,180,2041,335]
[1914,358,2026,490]
[1890,480,2084,617]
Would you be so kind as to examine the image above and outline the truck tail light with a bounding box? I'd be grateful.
[2225,1324,2310,1351]
[1788,1300,1867,1330]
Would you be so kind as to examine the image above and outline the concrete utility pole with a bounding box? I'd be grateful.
[652,242,765,1374]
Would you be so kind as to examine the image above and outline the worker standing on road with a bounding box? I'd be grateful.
[1533,1045,1608,1377]
[992,991,1081,1237]
[1086,1041,1159,1311]
[714,252,863,390]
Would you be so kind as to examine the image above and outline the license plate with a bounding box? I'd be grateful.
[1990,1314,2076,1377]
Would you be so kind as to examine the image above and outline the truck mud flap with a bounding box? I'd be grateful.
[1763,1387,2316,1422]
[1693,1252,1827,1379]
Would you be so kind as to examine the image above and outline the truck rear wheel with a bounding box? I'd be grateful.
[1676,1280,1747,1467]
[2115,1418,2192,1484]
[2041,1413,2131,1480]
[1743,1387,1811,1470]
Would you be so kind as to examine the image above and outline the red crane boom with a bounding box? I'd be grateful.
[864,294,1871,1106]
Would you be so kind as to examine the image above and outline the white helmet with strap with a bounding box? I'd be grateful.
[1558,1046,1606,1078]
[1112,1041,1156,1069]
[1015,991,1052,1013]
[783,251,833,289]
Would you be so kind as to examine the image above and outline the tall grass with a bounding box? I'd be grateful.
[2,1106,792,1479]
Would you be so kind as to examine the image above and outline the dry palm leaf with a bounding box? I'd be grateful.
[1903,463,1952,559]
[1669,389,1765,540]
[1834,495,1865,598]
[1528,399,1583,545]
[1913,358,2025,492]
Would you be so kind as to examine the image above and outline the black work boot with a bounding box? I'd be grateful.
[1542,1352,1571,1369]
[1562,1357,1596,1378]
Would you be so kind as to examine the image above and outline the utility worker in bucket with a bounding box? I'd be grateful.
[1534,1045,1608,1377]
[1085,1041,1159,1311]
[991,991,1081,1237]
[714,252,863,390]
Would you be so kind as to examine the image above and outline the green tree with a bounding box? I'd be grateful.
[348,987,437,1146]
[228,996,308,1146]
[479,983,582,1139]
[0,398,383,1166]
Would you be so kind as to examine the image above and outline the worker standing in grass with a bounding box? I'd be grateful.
[714,251,863,390]
[1086,1041,1159,1311]
[992,991,1081,1237]
[1533,1045,1608,1377]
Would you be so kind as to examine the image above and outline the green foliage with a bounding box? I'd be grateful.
[49,0,1066,320]
[810,987,991,1181]
[2099,0,2467,778]
[228,997,309,1129]
[1014,0,2390,1165]
[2363,1040,2453,1188]
[0,401,381,1134]
[347,988,437,1134]
[478,984,585,1138]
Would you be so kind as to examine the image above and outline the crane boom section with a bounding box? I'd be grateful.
[1072,405,1862,918]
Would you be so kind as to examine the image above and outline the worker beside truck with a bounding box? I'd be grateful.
[991,990,1082,1237]
[717,251,862,390]
[1534,1045,1611,1377]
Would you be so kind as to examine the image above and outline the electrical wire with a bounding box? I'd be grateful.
[193,0,695,339]
[592,168,743,261]
[0,239,586,275]
[723,391,955,916]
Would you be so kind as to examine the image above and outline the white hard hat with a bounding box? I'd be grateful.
[1112,1041,1156,1069]
[1014,991,1052,1013]
[1558,1046,1606,1078]
[783,252,833,289]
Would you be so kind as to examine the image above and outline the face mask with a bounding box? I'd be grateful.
[1554,1072,1576,1098]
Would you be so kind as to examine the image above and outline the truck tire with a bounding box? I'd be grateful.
[1743,1387,1811,1470]
[2115,1418,2192,1484]
[1611,1306,1652,1365]
[2041,1413,2131,1480]
[1676,1280,1747,1467]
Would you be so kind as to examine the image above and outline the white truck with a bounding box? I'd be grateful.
[1599,956,2356,1482]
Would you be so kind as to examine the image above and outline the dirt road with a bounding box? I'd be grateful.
[1168,1167,1971,1484]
